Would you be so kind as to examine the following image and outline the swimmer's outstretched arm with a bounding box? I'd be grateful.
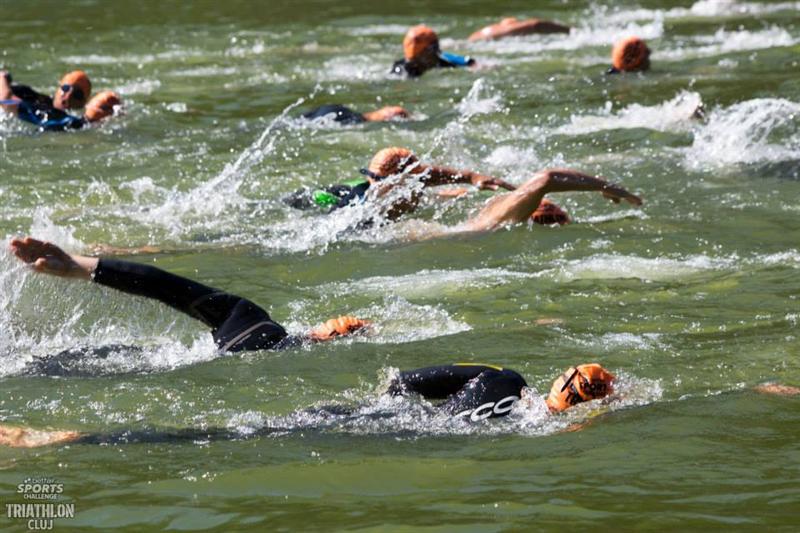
[0,424,82,448]
[9,237,267,333]
[419,165,515,191]
[464,169,642,232]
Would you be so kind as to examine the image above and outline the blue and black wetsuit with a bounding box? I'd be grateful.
[9,83,85,131]
[391,52,475,78]
[389,364,528,420]
[302,104,365,125]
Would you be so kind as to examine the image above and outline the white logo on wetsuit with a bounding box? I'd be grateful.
[455,395,519,421]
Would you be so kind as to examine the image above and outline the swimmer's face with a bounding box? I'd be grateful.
[545,364,615,412]
[54,71,91,110]
[54,84,84,110]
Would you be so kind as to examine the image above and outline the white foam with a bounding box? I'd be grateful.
[116,79,162,96]
[686,98,800,169]
[657,26,797,62]
[346,24,410,36]
[542,253,736,282]
[327,268,534,298]
[557,91,703,135]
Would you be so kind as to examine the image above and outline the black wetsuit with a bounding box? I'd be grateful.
[9,83,85,131]
[302,104,365,125]
[389,364,528,420]
[391,55,475,78]
[92,259,299,353]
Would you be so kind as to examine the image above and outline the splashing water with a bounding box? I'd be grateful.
[686,98,800,169]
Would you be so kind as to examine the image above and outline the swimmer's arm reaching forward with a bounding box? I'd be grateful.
[9,237,367,351]
[418,165,515,191]
[9,237,289,351]
[464,168,642,232]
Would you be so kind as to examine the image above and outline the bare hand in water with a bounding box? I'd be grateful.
[9,237,96,279]
[601,183,643,206]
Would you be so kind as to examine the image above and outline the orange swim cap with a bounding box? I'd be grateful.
[545,363,615,412]
[309,316,370,341]
[611,37,651,72]
[367,147,420,177]
[531,198,570,225]
[84,90,121,122]
[404,25,440,61]
[56,70,92,108]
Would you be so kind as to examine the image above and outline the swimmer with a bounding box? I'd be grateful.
[288,147,639,231]
[0,362,616,447]
[8,237,369,358]
[301,104,409,125]
[468,17,570,42]
[607,37,651,74]
[283,147,514,218]
[1,71,120,130]
[391,25,475,78]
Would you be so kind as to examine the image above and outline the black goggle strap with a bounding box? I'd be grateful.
[359,168,387,181]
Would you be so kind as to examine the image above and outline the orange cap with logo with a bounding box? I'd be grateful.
[309,316,370,341]
[611,37,651,72]
[404,25,440,61]
[531,198,570,225]
[545,363,615,412]
[84,90,121,122]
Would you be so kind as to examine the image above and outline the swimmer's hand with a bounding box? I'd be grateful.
[470,174,515,191]
[0,70,11,83]
[601,183,643,206]
[0,424,81,448]
[9,237,98,280]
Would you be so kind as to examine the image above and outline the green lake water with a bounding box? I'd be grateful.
[1,0,799,530]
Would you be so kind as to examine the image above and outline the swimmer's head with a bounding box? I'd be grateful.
[531,199,570,225]
[308,316,371,342]
[362,106,410,122]
[403,25,440,63]
[609,37,651,73]
[546,363,615,412]
[84,91,121,123]
[54,71,91,110]
[366,147,420,179]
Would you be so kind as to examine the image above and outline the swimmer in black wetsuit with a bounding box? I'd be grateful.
[301,104,409,125]
[391,25,475,78]
[0,71,121,131]
[8,237,369,360]
[0,362,619,447]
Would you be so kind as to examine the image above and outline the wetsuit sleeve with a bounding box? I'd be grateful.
[11,84,53,107]
[302,104,365,125]
[388,364,502,399]
[92,259,289,352]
